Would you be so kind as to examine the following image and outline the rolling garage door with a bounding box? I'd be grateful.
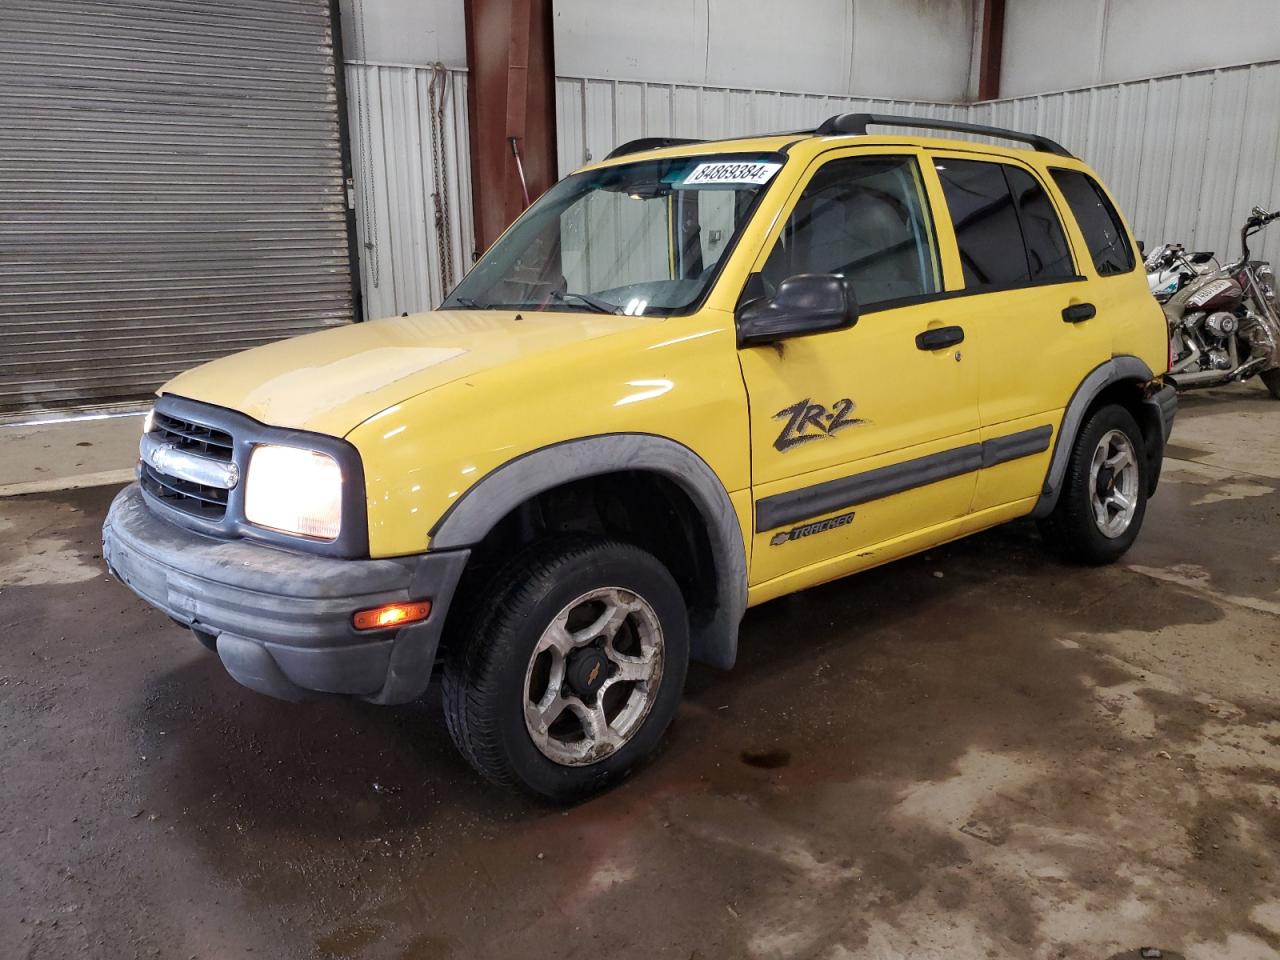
[0,0,356,414]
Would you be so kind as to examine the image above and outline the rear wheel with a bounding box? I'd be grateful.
[442,536,689,802]
[1261,368,1280,400]
[1037,404,1148,565]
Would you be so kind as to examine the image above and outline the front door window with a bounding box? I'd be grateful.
[761,155,941,309]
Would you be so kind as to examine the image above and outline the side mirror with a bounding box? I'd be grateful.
[736,274,859,348]
[1136,240,1146,256]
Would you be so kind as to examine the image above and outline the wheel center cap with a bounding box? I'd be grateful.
[566,649,608,699]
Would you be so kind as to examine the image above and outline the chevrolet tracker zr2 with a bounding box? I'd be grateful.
[104,114,1175,801]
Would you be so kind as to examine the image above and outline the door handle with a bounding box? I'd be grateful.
[1062,302,1096,323]
[915,325,965,350]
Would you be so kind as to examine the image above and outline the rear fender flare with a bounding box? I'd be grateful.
[1032,356,1156,519]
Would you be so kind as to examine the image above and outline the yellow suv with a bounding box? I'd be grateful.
[103,114,1175,800]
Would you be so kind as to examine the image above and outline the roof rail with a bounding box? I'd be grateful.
[815,113,1074,158]
[605,136,704,160]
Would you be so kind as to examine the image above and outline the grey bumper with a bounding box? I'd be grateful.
[102,484,468,704]
[1140,382,1177,497]
[1149,382,1178,443]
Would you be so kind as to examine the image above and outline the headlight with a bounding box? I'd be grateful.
[244,444,343,540]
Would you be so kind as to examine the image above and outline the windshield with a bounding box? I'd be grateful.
[443,153,785,316]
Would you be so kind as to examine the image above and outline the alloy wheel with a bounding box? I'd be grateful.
[522,587,665,766]
[1089,428,1139,539]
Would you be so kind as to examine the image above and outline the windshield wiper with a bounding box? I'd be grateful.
[450,296,486,309]
[547,290,623,315]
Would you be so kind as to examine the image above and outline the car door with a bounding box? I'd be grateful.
[926,152,1109,513]
[737,148,981,594]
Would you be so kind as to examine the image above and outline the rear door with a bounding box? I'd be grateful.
[927,152,1108,513]
[737,147,980,592]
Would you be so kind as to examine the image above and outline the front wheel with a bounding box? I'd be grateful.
[442,536,689,802]
[1260,367,1280,400]
[1037,404,1148,565]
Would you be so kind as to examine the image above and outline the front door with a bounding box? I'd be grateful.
[737,148,981,593]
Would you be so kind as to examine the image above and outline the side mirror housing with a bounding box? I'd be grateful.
[736,274,859,348]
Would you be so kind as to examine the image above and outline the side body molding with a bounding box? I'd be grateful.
[429,434,749,670]
[1031,355,1158,519]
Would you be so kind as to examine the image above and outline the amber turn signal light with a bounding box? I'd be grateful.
[352,600,431,631]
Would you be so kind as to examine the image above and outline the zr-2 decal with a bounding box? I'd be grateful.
[773,398,864,452]
[769,511,855,546]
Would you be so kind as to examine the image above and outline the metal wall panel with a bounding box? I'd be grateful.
[0,0,355,413]
[1002,0,1280,98]
[345,63,474,320]
[983,60,1280,264]
[553,0,975,102]
[557,59,1280,265]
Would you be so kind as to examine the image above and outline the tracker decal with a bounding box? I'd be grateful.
[773,398,865,452]
[769,512,855,546]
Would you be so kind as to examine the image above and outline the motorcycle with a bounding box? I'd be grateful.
[1153,206,1280,399]
[1145,244,1217,302]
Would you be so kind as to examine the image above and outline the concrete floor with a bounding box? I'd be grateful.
[0,408,144,497]
[2,383,1279,960]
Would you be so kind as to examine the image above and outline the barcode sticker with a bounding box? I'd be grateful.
[680,161,781,187]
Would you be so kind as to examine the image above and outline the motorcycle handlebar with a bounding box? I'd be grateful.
[1240,211,1276,264]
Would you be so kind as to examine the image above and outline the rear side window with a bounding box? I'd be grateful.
[1051,169,1135,276]
[1005,167,1075,280]
[934,158,1075,288]
[934,159,1025,288]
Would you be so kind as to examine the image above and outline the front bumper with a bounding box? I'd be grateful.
[102,484,468,704]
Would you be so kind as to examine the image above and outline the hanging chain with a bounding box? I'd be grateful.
[353,0,379,288]
[427,62,454,295]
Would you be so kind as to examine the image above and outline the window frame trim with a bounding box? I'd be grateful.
[855,271,1088,317]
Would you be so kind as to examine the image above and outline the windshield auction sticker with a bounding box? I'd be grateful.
[679,160,781,187]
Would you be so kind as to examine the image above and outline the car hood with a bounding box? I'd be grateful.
[160,309,658,437]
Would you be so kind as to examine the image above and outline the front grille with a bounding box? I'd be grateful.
[153,410,233,462]
[140,462,230,519]
[142,410,235,520]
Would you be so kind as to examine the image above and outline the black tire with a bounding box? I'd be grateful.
[1037,404,1148,565]
[1261,368,1280,400]
[442,536,689,803]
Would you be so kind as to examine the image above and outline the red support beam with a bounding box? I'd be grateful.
[464,0,557,257]
[978,0,1006,101]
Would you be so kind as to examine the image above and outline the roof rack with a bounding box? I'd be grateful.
[602,114,1073,162]
[605,136,703,160]
[815,113,1074,157]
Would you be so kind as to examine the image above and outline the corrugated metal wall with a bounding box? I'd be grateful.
[345,62,474,320]
[972,60,1280,265]
[556,59,1280,265]
[0,0,355,414]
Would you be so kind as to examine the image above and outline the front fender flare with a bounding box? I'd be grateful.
[428,434,748,670]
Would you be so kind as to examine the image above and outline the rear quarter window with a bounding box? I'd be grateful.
[1051,170,1136,276]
